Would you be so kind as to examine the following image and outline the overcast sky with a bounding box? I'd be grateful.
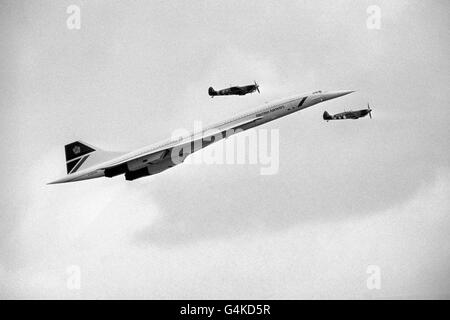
[1,0,449,299]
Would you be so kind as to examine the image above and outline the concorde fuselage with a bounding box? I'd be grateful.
[48,90,353,184]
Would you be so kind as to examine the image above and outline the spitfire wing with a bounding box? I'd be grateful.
[332,111,351,120]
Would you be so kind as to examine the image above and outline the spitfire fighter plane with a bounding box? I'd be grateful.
[323,103,373,121]
[48,90,354,184]
[208,81,260,97]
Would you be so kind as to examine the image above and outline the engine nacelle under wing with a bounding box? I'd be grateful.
[105,150,169,179]
[125,157,176,181]
[126,150,168,171]
[104,163,128,178]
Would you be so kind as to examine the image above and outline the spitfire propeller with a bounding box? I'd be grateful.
[367,103,373,119]
[254,81,260,93]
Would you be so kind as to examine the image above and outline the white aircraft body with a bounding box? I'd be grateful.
[48,90,353,184]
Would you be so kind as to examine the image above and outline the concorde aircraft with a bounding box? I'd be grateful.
[48,90,353,184]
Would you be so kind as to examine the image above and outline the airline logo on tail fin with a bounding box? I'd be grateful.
[65,141,96,174]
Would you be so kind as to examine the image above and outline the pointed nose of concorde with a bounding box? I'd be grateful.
[322,90,355,101]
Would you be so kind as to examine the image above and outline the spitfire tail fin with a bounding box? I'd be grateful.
[64,141,122,174]
[323,111,332,121]
[208,87,217,96]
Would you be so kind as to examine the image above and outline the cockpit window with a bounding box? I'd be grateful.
[312,90,322,94]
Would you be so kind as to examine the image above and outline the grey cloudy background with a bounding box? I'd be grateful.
[0,0,449,299]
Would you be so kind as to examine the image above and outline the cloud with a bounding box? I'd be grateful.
[2,165,449,299]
